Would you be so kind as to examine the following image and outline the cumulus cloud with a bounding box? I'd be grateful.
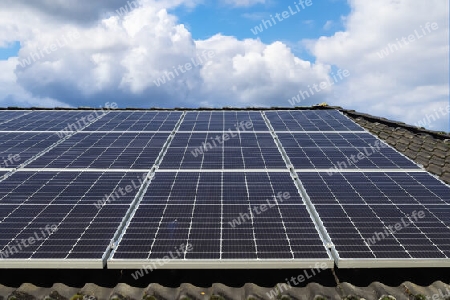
[2,0,447,131]
[222,0,265,7]
[1,0,331,109]
[306,0,449,130]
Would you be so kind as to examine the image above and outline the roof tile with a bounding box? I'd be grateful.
[426,164,443,176]
[394,143,408,152]
[397,138,411,147]
[430,156,446,168]
[385,136,397,146]
[404,149,418,160]
[435,142,449,152]
[379,132,390,140]
[408,143,422,153]
[433,149,448,159]
[441,172,450,184]
[421,143,436,152]
[415,156,429,168]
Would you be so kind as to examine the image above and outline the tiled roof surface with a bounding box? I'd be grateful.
[342,109,450,185]
[1,281,450,300]
[0,107,449,300]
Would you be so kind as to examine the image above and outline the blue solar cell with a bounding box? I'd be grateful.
[279,132,419,170]
[27,132,169,169]
[0,133,61,168]
[0,111,101,131]
[178,111,269,132]
[0,111,30,124]
[298,171,450,262]
[111,171,329,261]
[82,111,182,131]
[0,171,145,261]
[266,110,364,131]
[159,132,286,169]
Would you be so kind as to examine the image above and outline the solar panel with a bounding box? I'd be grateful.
[0,111,103,131]
[0,133,62,168]
[266,110,364,131]
[278,132,420,170]
[108,171,332,268]
[0,171,146,268]
[159,132,286,169]
[26,132,170,170]
[178,111,269,132]
[0,111,30,125]
[298,171,450,267]
[0,108,448,270]
[82,111,182,131]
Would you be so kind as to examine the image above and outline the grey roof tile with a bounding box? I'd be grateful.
[2,282,450,300]
[342,109,449,184]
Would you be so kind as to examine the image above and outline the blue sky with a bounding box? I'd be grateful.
[0,0,448,131]
[171,0,349,60]
[0,41,20,60]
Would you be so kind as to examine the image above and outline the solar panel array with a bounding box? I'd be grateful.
[0,109,449,269]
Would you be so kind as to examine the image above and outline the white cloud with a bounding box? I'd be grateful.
[323,20,333,31]
[306,0,449,131]
[0,58,68,107]
[0,0,331,109]
[222,0,265,7]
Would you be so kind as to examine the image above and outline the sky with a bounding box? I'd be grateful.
[0,0,448,131]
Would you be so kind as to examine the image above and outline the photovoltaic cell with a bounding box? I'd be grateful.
[298,171,450,266]
[278,132,419,170]
[0,133,62,168]
[109,171,330,265]
[178,111,269,132]
[0,108,448,269]
[0,171,145,264]
[0,111,30,124]
[26,132,169,169]
[82,111,182,131]
[159,132,286,169]
[266,110,364,131]
[0,111,102,131]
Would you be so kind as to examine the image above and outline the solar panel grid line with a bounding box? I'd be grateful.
[335,110,367,131]
[365,172,449,256]
[243,173,260,258]
[265,110,365,132]
[0,132,62,169]
[276,131,421,171]
[0,171,94,267]
[347,123,425,172]
[29,171,118,262]
[273,131,369,134]
[0,111,33,126]
[0,111,110,183]
[261,111,334,253]
[298,171,450,268]
[19,168,153,173]
[251,171,296,259]
[155,169,293,172]
[108,170,334,268]
[326,172,413,260]
[0,171,148,268]
[107,111,188,261]
[260,112,296,169]
[26,131,173,170]
[183,171,204,259]
[0,111,106,131]
[0,131,67,133]
[81,111,182,132]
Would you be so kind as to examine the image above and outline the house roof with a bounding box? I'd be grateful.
[0,106,449,300]
[1,281,450,300]
[342,108,450,185]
